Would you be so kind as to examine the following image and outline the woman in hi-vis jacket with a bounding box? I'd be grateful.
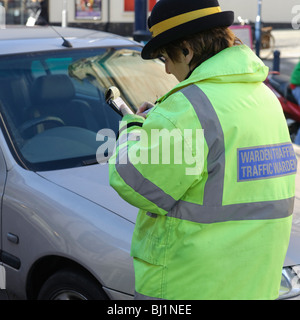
[109,0,296,300]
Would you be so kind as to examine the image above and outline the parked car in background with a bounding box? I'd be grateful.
[0,26,299,300]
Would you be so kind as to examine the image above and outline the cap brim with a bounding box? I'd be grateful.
[141,11,234,59]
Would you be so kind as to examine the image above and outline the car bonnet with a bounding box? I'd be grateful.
[37,163,138,224]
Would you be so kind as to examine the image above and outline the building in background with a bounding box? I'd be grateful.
[0,0,298,36]
[0,0,157,34]
[0,0,48,25]
[49,0,158,35]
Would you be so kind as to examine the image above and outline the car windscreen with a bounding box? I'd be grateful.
[0,47,178,171]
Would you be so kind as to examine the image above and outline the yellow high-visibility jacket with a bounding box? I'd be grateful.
[109,45,296,299]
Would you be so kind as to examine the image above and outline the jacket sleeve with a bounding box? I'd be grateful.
[109,105,203,216]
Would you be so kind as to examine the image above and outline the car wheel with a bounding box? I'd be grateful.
[37,268,108,300]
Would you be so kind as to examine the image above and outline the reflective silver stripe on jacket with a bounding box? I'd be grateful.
[167,197,294,224]
[180,84,225,207]
[115,84,294,222]
[167,84,294,223]
[115,145,177,212]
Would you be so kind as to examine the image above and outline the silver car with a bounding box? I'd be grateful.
[0,26,299,300]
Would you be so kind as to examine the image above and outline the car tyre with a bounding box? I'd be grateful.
[37,268,108,300]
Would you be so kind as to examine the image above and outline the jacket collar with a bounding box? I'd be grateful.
[157,45,268,103]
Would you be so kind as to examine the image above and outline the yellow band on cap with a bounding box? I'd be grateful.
[150,6,222,37]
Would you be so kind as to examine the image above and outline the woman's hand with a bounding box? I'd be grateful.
[136,102,155,118]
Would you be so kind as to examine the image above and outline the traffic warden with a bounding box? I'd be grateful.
[109,0,297,299]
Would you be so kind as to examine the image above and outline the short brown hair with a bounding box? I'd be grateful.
[153,27,242,67]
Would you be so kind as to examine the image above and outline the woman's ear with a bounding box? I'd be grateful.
[182,41,194,65]
[182,48,189,56]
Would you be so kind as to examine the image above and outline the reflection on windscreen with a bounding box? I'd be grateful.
[0,48,178,171]
[69,49,177,108]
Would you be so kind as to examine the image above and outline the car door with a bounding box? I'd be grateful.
[0,146,8,290]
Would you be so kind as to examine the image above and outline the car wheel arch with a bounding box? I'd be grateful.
[26,255,108,300]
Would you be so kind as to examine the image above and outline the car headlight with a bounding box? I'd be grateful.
[278,266,300,299]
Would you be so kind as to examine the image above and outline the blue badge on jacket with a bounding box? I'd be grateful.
[237,143,297,181]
